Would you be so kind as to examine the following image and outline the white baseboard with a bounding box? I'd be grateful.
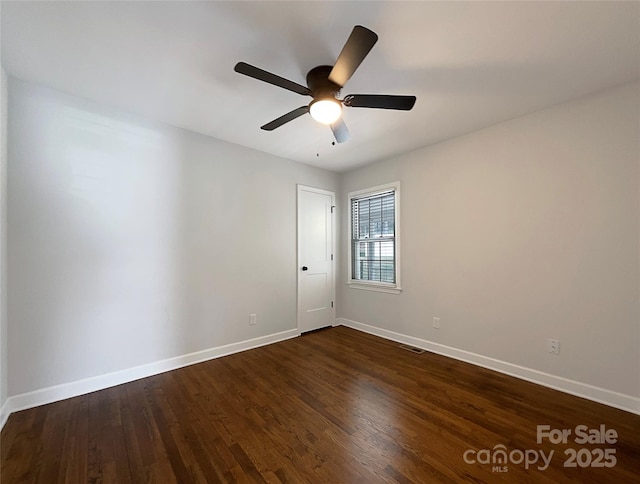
[337,317,640,416]
[1,328,299,430]
[3,321,637,433]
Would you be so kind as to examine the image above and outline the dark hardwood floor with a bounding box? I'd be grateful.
[1,326,639,483]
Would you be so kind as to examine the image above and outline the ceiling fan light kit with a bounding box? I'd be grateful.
[309,98,342,125]
[234,25,416,143]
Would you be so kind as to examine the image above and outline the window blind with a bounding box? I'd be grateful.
[351,190,395,283]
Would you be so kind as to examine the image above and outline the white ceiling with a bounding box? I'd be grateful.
[2,1,639,172]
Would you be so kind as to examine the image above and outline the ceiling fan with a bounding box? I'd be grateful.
[234,25,416,143]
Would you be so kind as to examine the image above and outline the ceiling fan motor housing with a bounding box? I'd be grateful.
[306,65,341,99]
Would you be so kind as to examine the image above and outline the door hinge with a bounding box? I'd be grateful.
[331,205,335,213]
[331,254,333,261]
[331,301,334,308]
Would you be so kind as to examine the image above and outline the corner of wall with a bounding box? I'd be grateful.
[0,66,9,430]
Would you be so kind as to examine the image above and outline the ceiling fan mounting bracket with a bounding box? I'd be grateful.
[306,65,341,99]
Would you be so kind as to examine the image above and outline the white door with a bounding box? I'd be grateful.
[297,185,335,333]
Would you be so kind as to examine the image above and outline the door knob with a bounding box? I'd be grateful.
[301,266,308,271]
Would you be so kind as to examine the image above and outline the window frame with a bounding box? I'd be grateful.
[347,181,401,294]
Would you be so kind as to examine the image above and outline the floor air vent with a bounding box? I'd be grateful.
[399,344,425,354]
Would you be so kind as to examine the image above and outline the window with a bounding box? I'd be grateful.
[348,182,401,294]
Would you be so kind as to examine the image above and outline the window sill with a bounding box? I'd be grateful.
[347,282,402,295]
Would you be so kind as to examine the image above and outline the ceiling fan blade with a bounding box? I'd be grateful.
[234,62,311,96]
[328,26,378,88]
[261,106,309,131]
[343,94,416,110]
[330,118,350,143]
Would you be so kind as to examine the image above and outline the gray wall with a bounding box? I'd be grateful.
[4,76,638,411]
[7,78,338,396]
[338,82,639,398]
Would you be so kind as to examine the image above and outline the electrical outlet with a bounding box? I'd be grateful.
[433,317,440,330]
[249,314,257,326]
[548,338,560,355]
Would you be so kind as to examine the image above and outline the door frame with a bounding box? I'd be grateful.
[296,185,336,332]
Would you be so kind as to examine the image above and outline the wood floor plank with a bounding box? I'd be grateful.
[36,398,71,483]
[2,326,639,483]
